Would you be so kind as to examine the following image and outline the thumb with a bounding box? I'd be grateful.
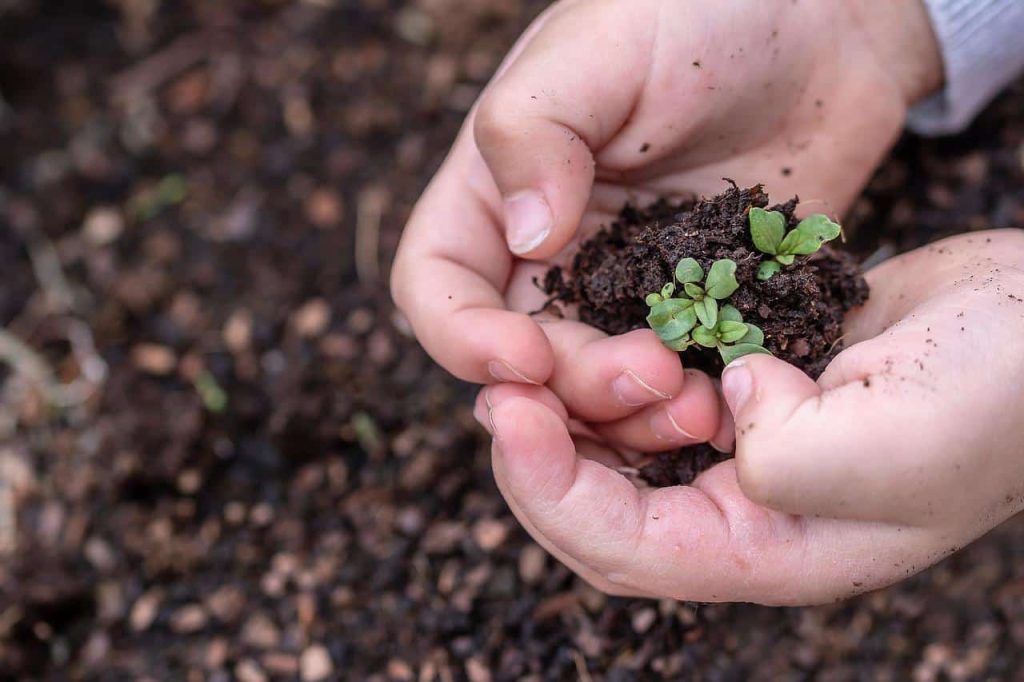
[721,351,946,524]
[472,1,653,258]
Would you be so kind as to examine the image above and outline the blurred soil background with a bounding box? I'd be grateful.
[1,1,1023,680]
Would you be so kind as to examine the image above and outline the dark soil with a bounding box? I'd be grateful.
[2,1,1024,680]
[637,445,733,489]
[543,183,869,379]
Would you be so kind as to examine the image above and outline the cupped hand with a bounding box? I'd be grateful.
[475,230,1024,605]
[391,0,941,452]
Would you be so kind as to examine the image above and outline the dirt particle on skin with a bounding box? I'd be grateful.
[692,60,702,68]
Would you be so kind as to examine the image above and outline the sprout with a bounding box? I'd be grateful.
[690,304,770,364]
[645,258,769,364]
[749,208,842,280]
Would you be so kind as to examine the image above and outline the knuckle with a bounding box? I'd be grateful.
[473,90,520,151]
[733,447,781,509]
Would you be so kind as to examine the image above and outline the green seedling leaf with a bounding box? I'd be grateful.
[739,323,764,346]
[692,325,718,348]
[683,282,705,299]
[675,258,704,284]
[704,259,739,299]
[645,293,663,306]
[718,321,749,344]
[757,261,782,280]
[777,253,795,266]
[778,213,842,256]
[749,208,786,255]
[719,343,771,366]
[796,213,842,243]
[666,335,692,351]
[647,299,697,341]
[694,297,718,329]
[719,304,743,323]
[661,282,676,299]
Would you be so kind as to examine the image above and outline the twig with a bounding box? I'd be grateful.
[355,187,388,286]
[571,650,593,682]
[110,32,226,103]
[23,231,76,314]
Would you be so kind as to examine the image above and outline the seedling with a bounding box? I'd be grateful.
[749,208,841,280]
[690,304,770,365]
[646,258,770,363]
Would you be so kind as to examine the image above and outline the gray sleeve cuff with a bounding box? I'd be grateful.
[907,0,1024,136]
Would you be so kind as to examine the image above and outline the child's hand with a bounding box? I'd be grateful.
[475,231,1024,604]
[391,0,942,447]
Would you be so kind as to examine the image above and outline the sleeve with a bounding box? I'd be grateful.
[906,0,1024,136]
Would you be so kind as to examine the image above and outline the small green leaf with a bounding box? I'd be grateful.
[665,335,692,352]
[695,297,719,329]
[704,259,739,299]
[647,299,697,340]
[661,282,676,299]
[757,261,782,280]
[683,282,705,299]
[749,208,786,255]
[719,304,743,323]
[719,343,771,365]
[704,297,719,328]
[718,321,749,344]
[776,253,795,266]
[796,213,842,243]
[738,323,764,346]
[692,325,718,348]
[778,214,841,256]
[645,293,663,307]
[661,307,698,341]
[675,258,704,284]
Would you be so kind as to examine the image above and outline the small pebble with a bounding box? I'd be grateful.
[131,344,177,375]
[299,644,334,681]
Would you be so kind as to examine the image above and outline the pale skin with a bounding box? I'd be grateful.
[391,0,1024,604]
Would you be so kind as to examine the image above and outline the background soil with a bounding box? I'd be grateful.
[1,1,1023,680]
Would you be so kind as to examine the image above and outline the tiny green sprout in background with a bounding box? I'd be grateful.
[194,370,228,414]
[749,207,842,280]
[645,258,770,363]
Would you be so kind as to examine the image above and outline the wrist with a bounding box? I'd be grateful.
[846,0,944,106]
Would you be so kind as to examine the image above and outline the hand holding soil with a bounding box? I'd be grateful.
[479,230,1024,603]
[388,0,1024,605]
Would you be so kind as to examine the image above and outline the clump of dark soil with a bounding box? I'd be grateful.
[544,183,869,378]
[543,182,870,486]
[637,444,732,488]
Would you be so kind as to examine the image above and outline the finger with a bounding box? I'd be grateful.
[473,0,654,258]
[489,396,939,604]
[709,380,736,453]
[594,369,720,451]
[473,383,570,437]
[722,347,953,524]
[391,142,554,385]
[544,324,686,421]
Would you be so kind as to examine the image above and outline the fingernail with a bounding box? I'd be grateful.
[488,360,538,384]
[474,388,494,434]
[721,361,753,415]
[504,191,552,255]
[650,409,699,443]
[612,369,670,407]
[487,407,502,443]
